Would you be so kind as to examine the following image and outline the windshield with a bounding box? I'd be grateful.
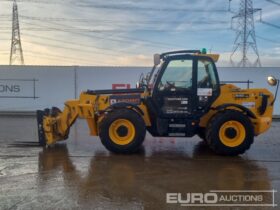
[158,59,192,91]
[147,63,162,88]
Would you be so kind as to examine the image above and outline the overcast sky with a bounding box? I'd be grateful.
[0,0,279,66]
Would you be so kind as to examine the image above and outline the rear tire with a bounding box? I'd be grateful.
[99,109,146,154]
[206,110,254,156]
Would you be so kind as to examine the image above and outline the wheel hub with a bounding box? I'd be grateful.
[109,119,136,145]
[116,125,128,137]
[225,127,237,139]
[219,120,246,147]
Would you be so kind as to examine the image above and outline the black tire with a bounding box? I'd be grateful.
[147,126,160,136]
[206,110,254,156]
[197,128,207,142]
[99,109,146,154]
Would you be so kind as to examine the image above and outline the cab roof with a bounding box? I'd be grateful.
[159,50,220,62]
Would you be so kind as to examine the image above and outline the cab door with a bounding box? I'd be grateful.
[196,57,220,115]
[152,55,196,118]
[149,55,220,137]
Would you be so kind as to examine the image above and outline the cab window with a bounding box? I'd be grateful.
[197,59,217,89]
[158,59,193,91]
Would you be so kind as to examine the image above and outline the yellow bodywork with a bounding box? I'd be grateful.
[196,53,220,62]
[42,83,274,146]
[43,91,152,145]
[200,84,274,135]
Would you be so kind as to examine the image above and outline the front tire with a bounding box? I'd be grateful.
[206,110,254,156]
[197,128,207,142]
[99,109,146,154]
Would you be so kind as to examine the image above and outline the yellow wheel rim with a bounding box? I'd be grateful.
[219,120,246,147]
[109,119,135,145]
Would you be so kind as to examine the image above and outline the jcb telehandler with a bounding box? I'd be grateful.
[37,50,278,156]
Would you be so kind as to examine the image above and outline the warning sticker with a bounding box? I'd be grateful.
[242,102,256,109]
[197,88,212,96]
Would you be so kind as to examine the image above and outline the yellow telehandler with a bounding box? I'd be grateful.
[37,50,278,155]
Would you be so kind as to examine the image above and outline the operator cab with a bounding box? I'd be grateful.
[145,50,221,137]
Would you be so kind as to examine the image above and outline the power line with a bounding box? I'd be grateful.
[23,54,89,65]
[19,19,183,49]
[22,31,230,64]
[21,32,140,56]
[1,1,234,66]
[18,23,173,55]
[18,15,229,25]
[0,0,66,4]
[255,2,280,30]
[19,19,230,49]
[76,3,230,13]
[261,20,280,30]
[23,51,114,66]
[23,54,92,65]
[5,16,230,32]
[20,50,109,65]
[266,0,280,6]
[10,19,229,67]
[256,35,280,44]
[22,40,120,58]
[1,27,230,32]
[25,50,114,65]
[0,0,232,13]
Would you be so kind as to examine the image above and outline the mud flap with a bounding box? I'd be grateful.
[36,110,47,146]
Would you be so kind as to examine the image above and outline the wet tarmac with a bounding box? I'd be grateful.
[0,116,279,210]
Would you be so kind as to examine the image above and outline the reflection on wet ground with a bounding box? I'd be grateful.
[0,116,279,209]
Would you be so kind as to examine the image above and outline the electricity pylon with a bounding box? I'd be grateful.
[230,0,261,67]
[9,0,24,65]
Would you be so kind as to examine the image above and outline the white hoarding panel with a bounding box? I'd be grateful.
[0,65,279,115]
[76,67,150,94]
[0,66,75,111]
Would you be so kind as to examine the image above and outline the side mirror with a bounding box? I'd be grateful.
[267,76,278,86]
[154,54,161,66]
